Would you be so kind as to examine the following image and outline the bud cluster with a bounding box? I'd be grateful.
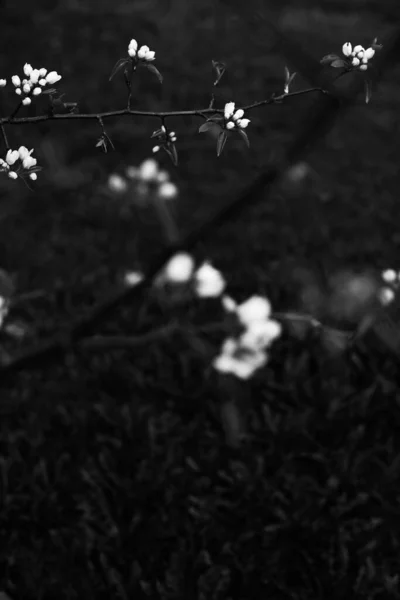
[0,146,40,181]
[224,102,250,130]
[128,39,156,62]
[342,43,376,71]
[8,64,62,106]
[152,125,177,154]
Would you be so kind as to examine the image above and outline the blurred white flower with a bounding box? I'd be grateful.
[213,337,268,380]
[139,158,159,181]
[382,269,397,284]
[236,295,272,326]
[158,181,178,199]
[194,262,226,298]
[108,173,128,193]
[163,252,195,283]
[379,287,395,306]
[124,270,144,287]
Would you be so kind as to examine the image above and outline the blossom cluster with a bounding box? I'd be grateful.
[125,251,281,380]
[128,39,156,62]
[342,43,375,71]
[224,102,250,130]
[108,158,178,200]
[213,295,282,379]
[6,64,62,106]
[0,146,39,181]
[152,125,177,154]
[379,269,400,306]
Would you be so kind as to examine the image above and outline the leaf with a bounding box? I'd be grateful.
[212,60,226,85]
[216,130,228,157]
[331,59,347,68]
[364,79,372,104]
[143,64,163,84]
[321,328,351,356]
[320,54,341,66]
[109,57,130,82]
[237,128,250,148]
[198,122,217,133]
[165,143,178,166]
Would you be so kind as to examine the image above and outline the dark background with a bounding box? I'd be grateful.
[1,1,400,598]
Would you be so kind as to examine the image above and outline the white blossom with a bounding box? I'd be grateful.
[342,42,352,57]
[139,158,158,181]
[8,171,18,180]
[22,83,31,94]
[233,109,244,120]
[6,150,19,165]
[29,69,40,84]
[163,252,195,283]
[29,172,37,181]
[364,47,375,60]
[213,337,268,380]
[353,45,364,54]
[224,102,235,119]
[158,181,178,199]
[379,287,395,306]
[226,121,235,130]
[22,156,37,169]
[15,88,21,95]
[382,269,397,284]
[32,87,42,96]
[352,57,360,67]
[108,173,128,193]
[11,75,21,87]
[22,97,31,106]
[45,71,61,85]
[23,63,33,76]
[194,262,226,298]
[237,118,250,129]
[38,68,47,78]
[137,45,155,61]
[236,295,272,326]
[0,79,6,87]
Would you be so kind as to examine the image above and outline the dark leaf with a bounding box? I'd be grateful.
[165,143,178,166]
[109,57,130,82]
[364,79,372,104]
[320,54,340,66]
[216,130,228,157]
[143,64,163,84]
[199,122,219,133]
[331,59,347,68]
[237,128,250,148]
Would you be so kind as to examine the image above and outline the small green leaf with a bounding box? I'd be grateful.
[165,143,178,166]
[216,130,228,157]
[143,63,163,84]
[331,59,347,68]
[364,79,372,104]
[199,122,218,133]
[320,54,341,66]
[237,128,250,148]
[109,57,130,82]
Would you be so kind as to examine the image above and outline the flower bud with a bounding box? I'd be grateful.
[22,97,32,106]
[22,156,37,169]
[233,109,244,120]
[351,57,360,67]
[45,71,61,85]
[29,172,37,181]
[353,45,364,54]
[8,171,18,180]
[237,118,250,129]
[137,45,150,59]
[156,170,169,183]
[342,42,352,57]
[18,146,32,159]
[0,79,6,87]
[39,68,47,78]
[29,70,40,84]
[364,47,375,60]
[11,75,21,87]
[357,51,365,59]
[128,39,138,51]
[359,64,368,71]
[33,87,42,95]
[15,88,21,95]
[152,145,160,153]
[226,121,235,130]
[128,48,137,58]
[6,150,19,165]
[145,50,155,61]
[224,102,235,119]
[237,295,272,326]
[108,174,128,193]
[382,269,397,283]
[23,63,33,76]
[39,79,47,86]
[23,83,31,94]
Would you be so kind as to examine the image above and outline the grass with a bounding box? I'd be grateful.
[1,1,400,598]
